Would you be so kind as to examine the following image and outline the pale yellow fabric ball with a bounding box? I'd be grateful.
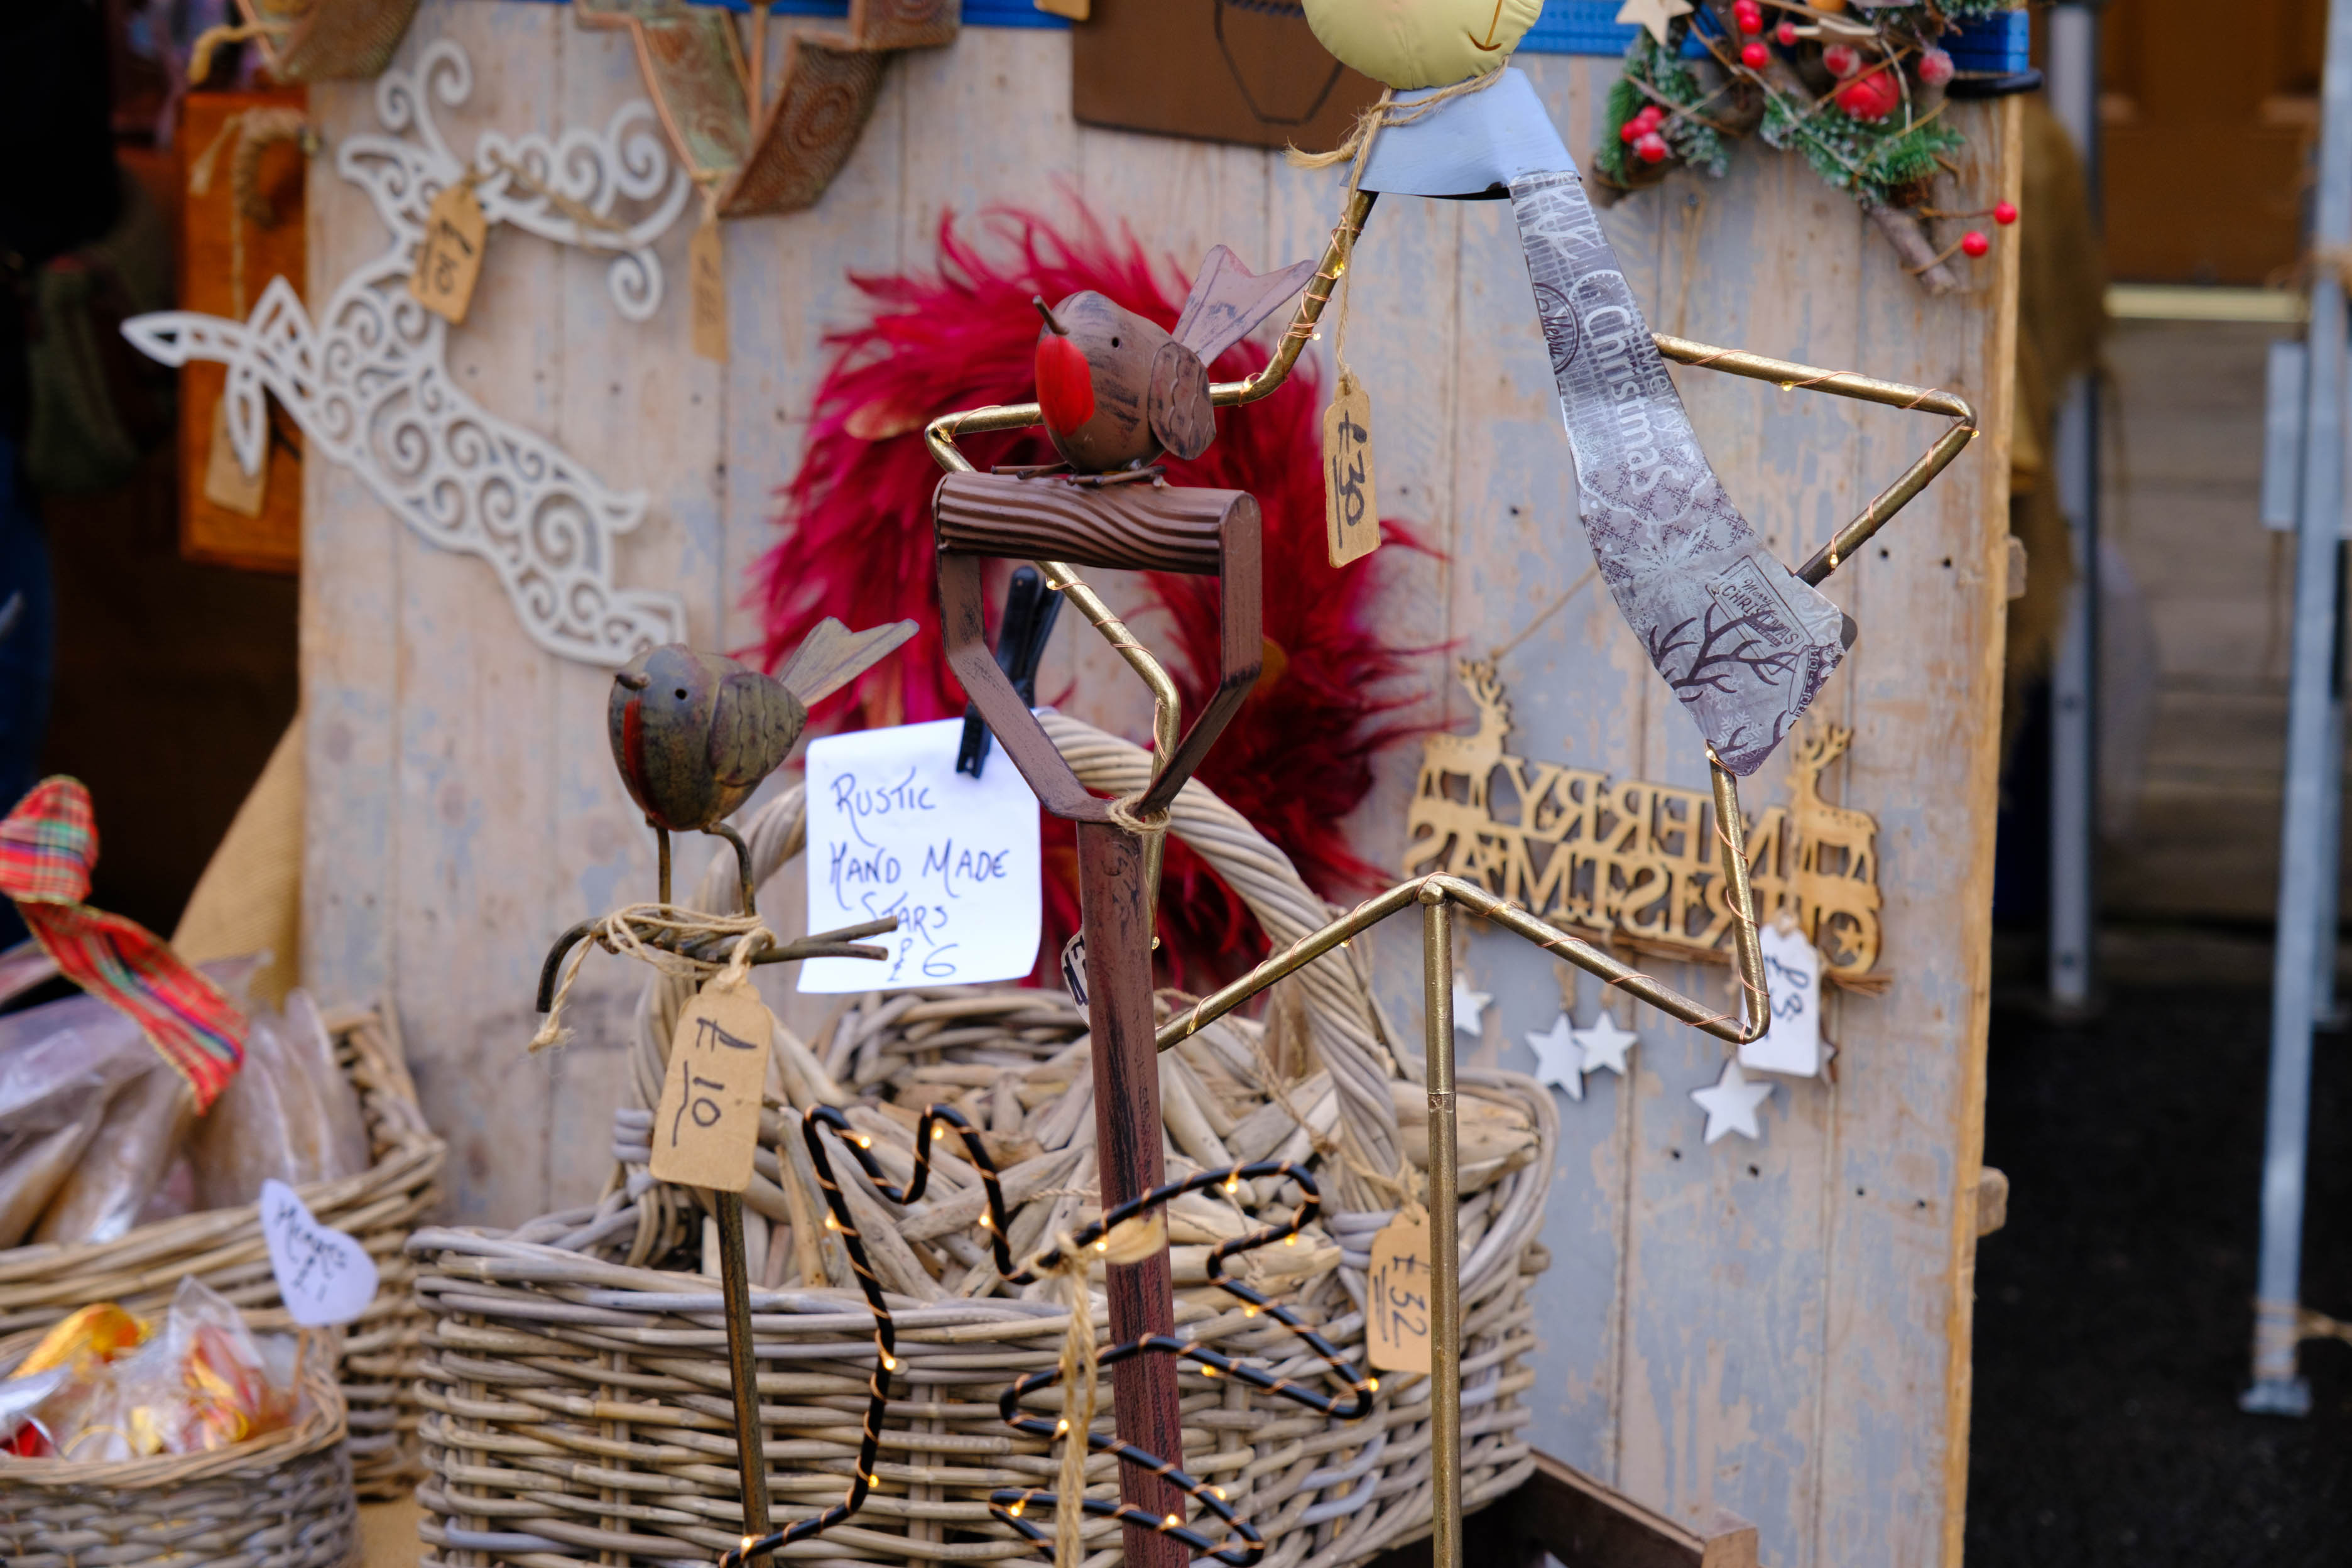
[1302,0,1545,90]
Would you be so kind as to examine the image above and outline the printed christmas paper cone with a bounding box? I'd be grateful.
[1363,70,1847,773]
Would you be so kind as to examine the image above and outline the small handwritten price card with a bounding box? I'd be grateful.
[800,717,1043,994]
[1365,1205,1433,1374]
[1740,921,1824,1078]
[690,215,727,362]
[1322,370,1380,568]
[409,182,487,325]
[259,1179,379,1327]
[650,984,773,1192]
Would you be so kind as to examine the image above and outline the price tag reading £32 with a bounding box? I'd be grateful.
[1364,1205,1434,1375]
[800,717,1042,994]
[650,984,773,1192]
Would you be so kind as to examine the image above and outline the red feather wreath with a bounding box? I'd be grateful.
[753,204,1429,984]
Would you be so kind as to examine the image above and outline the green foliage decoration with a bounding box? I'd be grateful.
[1594,31,1729,187]
[1760,94,1966,207]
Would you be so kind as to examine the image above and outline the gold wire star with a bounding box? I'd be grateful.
[1616,0,1695,47]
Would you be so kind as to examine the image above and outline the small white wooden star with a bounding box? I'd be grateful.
[1524,1013,1584,1101]
[1690,1057,1774,1145]
[1452,977,1491,1035]
[1616,0,1694,47]
[1572,1012,1639,1078]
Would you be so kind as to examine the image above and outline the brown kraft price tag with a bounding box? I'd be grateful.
[1323,369,1380,567]
[1364,1202,1432,1373]
[410,182,487,325]
[650,983,771,1192]
[203,397,267,518]
[690,212,727,362]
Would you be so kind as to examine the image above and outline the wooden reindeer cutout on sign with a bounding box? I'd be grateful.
[1419,659,1513,813]
[1787,721,1882,975]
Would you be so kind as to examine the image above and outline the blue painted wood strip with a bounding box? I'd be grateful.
[503,0,2028,68]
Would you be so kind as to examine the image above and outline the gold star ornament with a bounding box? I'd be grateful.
[1615,0,1695,48]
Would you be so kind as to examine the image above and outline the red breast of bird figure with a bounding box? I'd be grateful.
[1032,245,1322,475]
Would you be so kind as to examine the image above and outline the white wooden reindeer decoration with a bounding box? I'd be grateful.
[124,40,693,667]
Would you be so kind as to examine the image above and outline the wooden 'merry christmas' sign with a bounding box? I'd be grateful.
[1404,661,1882,980]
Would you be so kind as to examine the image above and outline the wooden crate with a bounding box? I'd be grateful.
[299,5,2017,1563]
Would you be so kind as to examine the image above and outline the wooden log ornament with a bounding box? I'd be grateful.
[579,0,960,219]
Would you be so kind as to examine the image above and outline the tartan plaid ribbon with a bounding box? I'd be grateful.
[0,778,246,1110]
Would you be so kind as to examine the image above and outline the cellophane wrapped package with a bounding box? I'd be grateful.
[0,1278,300,1462]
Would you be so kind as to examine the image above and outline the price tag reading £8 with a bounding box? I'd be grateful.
[1739,920,1824,1079]
[800,717,1042,994]
[1364,1205,1433,1375]
[650,983,773,1192]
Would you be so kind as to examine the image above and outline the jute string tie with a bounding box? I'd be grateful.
[1286,68,1507,391]
[190,107,312,318]
[531,906,773,1052]
[1038,1209,1166,1568]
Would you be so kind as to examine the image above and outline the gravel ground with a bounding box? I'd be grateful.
[1966,988,2352,1565]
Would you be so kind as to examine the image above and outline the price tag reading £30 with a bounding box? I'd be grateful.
[650,984,773,1192]
[800,717,1042,994]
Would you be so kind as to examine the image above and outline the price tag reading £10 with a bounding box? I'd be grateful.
[650,983,773,1192]
[800,717,1042,994]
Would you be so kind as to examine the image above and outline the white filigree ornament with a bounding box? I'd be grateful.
[124,40,694,667]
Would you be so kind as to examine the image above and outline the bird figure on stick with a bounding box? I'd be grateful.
[609,619,917,834]
[1032,246,1319,477]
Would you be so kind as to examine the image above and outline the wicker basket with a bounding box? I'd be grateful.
[0,1008,445,1497]
[0,1327,359,1568]
[410,714,1555,1568]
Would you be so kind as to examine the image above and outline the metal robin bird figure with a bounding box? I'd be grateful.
[1032,246,1320,476]
[608,618,917,834]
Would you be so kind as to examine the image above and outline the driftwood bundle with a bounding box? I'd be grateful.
[610,983,1538,1319]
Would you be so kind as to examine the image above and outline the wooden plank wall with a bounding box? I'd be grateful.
[301,5,2018,1562]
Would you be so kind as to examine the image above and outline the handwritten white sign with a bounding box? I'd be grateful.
[1740,922,1824,1078]
[800,717,1043,993]
[259,1179,379,1327]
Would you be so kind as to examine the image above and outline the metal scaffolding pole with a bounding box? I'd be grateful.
[2246,0,2352,1420]
[2047,5,2101,1011]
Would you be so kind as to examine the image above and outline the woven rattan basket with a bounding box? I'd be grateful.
[411,714,1554,1568]
[0,1326,359,1568]
[0,1008,444,1497]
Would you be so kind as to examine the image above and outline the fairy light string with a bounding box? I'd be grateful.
[715,1104,1375,1568]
